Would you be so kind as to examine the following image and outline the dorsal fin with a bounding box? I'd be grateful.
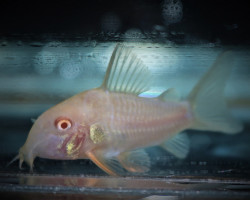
[101,44,152,95]
[158,88,180,102]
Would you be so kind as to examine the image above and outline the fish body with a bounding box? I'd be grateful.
[82,89,192,152]
[12,44,242,175]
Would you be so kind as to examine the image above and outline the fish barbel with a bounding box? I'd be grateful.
[10,44,242,175]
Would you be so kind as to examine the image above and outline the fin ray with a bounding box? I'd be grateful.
[101,44,152,95]
[161,132,190,159]
[86,151,125,176]
[118,149,151,173]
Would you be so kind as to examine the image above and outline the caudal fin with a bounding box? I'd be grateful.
[188,51,243,134]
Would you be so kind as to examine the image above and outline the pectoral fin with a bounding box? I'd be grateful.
[86,149,151,176]
[118,149,151,173]
[161,132,190,159]
[86,151,125,176]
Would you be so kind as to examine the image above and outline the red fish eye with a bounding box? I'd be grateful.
[56,119,72,131]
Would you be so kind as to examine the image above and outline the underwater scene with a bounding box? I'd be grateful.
[0,0,250,199]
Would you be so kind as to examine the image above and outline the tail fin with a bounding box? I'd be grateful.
[188,51,243,134]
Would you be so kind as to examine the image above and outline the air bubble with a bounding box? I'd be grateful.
[59,60,82,80]
[162,0,183,26]
[124,28,143,39]
[34,45,69,75]
[34,50,58,75]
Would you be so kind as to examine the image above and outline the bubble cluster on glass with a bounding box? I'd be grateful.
[162,0,183,26]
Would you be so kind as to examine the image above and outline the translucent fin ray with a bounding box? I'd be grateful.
[86,151,125,176]
[161,132,190,159]
[118,149,151,173]
[101,44,152,95]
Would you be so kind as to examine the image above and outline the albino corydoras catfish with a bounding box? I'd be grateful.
[11,44,242,175]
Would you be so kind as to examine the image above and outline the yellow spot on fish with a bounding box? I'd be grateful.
[65,133,82,158]
[90,124,105,144]
[66,142,75,155]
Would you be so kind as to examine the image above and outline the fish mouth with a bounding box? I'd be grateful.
[7,132,86,171]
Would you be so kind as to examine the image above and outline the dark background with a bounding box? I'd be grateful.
[0,0,250,44]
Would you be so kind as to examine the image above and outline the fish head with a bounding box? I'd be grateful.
[17,96,90,171]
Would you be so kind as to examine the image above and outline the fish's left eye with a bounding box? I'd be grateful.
[56,119,72,131]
